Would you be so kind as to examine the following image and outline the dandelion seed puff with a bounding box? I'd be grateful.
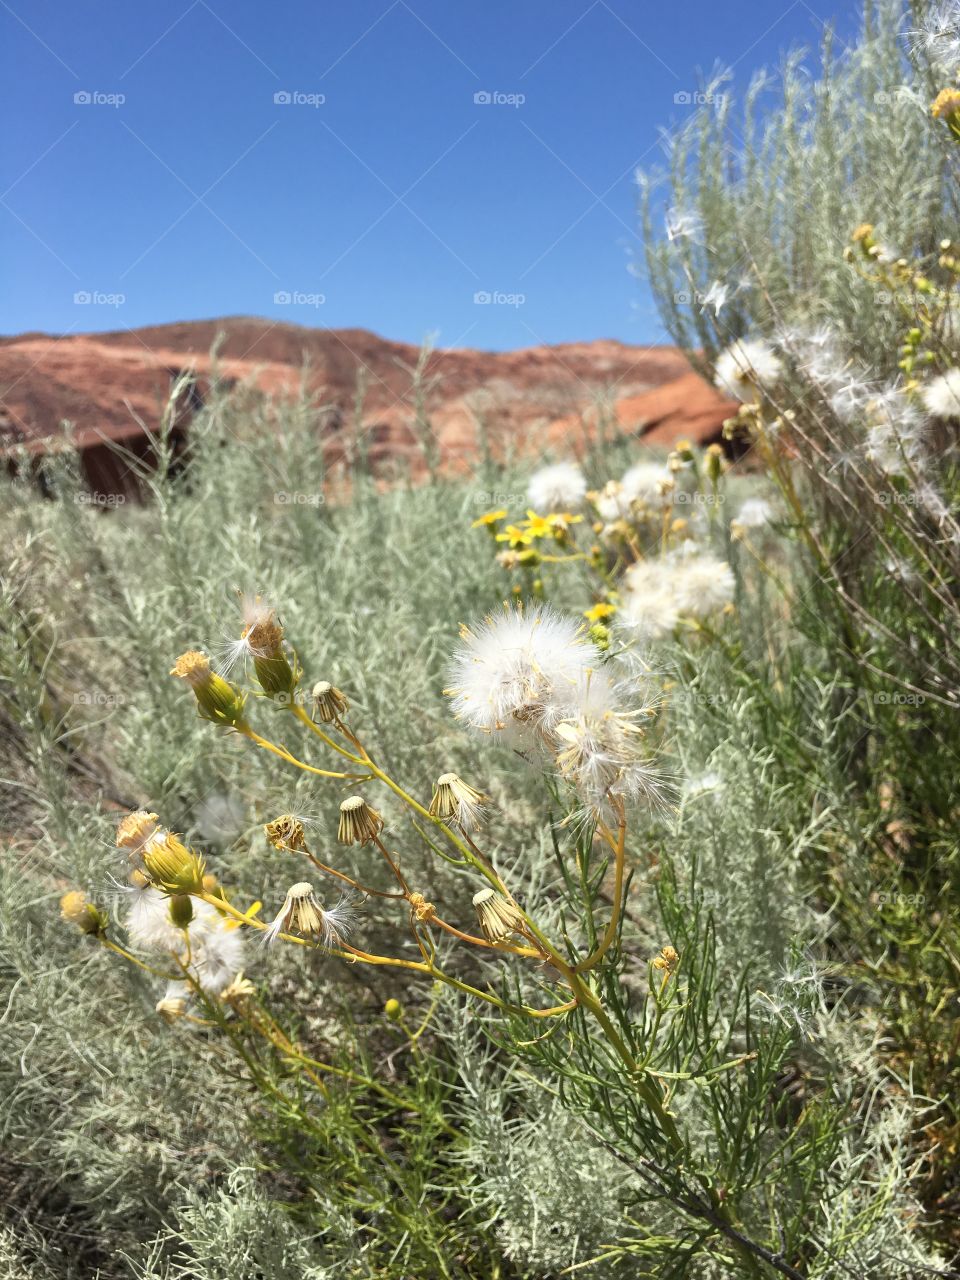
[447,604,600,749]
[672,550,736,618]
[319,893,364,947]
[555,677,663,810]
[190,919,245,994]
[865,387,929,475]
[124,890,216,952]
[592,480,633,523]
[907,1,960,77]
[921,368,960,419]
[526,462,587,513]
[619,560,680,638]
[714,339,783,400]
[621,461,672,503]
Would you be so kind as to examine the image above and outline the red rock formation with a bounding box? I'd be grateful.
[0,318,735,495]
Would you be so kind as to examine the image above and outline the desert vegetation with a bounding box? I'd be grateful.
[3,1,960,1276]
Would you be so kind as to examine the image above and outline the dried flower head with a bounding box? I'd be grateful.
[265,814,307,851]
[429,772,488,831]
[156,986,188,1023]
[408,892,437,923]
[115,811,160,854]
[472,887,525,942]
[311,680,349,723]
[60,890,107,937]
[221,973,256,1006]
[220,596,299,700]
[262,882,360,947]
[337,795,384,846]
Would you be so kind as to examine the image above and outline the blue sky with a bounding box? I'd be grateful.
[2,0,860,350]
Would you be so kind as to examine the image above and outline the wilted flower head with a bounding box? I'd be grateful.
[447,604,602,749]
[527,462,588,513]
[921,368,960,419]
[429,772,488,831]
[156,984,189,1023]
[312,680,349,723]
[115,810,160,855]
[262,882,360,947]
[265,814,307,851]
[472,887,525,942]
[714,339,783,400]
[337,796,384,846]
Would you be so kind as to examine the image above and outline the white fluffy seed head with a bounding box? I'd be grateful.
[921,369,960,420]
[621,461,672,503]
[618,560,680,638]
[526,461,588,513]
[714,339,783,400]
[619,550,735,637]
[447,604,603,749]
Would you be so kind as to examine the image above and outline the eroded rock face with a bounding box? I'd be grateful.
[0,318,735,495]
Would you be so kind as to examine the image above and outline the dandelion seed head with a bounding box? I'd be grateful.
[921,368,960,419]
[526,462,588,514]
[714,339,783,400]
[447,604,601,749]
[621,461,672,503]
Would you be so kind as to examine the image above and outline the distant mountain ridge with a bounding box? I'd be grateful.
[0,317,735,493]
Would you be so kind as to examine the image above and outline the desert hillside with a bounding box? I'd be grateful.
[0,318,733,492]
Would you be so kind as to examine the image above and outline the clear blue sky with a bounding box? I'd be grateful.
[3,0,860,350]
